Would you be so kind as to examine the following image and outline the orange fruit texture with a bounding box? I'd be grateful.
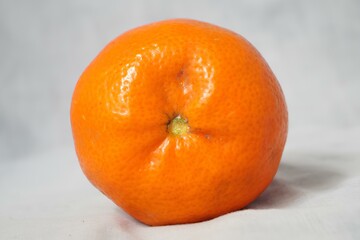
[70,19,288,226]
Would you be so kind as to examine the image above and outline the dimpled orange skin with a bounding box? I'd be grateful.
[71,19,288,226]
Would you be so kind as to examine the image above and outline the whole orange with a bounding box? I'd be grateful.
[71,19,288,226]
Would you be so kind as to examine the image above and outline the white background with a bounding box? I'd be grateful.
[1,0,359,239]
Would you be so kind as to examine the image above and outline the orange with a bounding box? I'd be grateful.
[70,19,288,226]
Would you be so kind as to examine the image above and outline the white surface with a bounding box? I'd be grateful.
[1,127,360,239]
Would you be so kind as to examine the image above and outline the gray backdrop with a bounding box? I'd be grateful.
[1,0,360,161]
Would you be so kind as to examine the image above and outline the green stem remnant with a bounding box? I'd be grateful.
[168,115,190,136]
